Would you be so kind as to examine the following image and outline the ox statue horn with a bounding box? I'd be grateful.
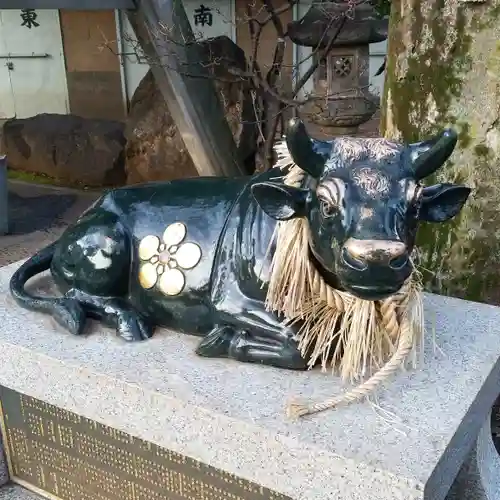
[409,129,458,180]
[285,118,331,178]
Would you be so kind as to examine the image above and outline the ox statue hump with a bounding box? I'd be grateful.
[9,119,471,372]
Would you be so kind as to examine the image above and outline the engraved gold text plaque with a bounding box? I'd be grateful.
[0,386,291,500]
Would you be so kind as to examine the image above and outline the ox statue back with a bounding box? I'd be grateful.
[9,119,471,372]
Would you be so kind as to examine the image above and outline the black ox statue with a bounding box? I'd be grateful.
[10,119,471,370]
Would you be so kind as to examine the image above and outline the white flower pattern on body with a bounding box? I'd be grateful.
[138,222,202,296]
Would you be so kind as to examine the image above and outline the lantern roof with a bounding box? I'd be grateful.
[288,0,388,48]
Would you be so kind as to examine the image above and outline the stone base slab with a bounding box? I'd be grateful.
[0,261,500,500]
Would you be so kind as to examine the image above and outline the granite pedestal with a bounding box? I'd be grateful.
[0,260,499,500]
[446,410,500,499]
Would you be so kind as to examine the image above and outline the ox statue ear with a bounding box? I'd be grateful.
[419,183,471,222]
[409,129,458,180]
[251,181,309,221]
[285,118,331,179]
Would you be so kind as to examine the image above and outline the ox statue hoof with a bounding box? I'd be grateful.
[52,298,86,336]
[116,312,154,342]
[196,326,234,357]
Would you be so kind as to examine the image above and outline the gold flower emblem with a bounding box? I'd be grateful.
[138,222,202,296]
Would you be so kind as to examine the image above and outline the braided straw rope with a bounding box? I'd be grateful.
[266,146,424,419]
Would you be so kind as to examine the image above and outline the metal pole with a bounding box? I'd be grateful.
[0,155,8,236]
[127,0,245,177]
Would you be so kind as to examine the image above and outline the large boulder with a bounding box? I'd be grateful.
[124,36,257,184]
[2,114,126,187]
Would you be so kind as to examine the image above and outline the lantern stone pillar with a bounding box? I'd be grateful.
[288,0,388,135]
[381,0,500,303]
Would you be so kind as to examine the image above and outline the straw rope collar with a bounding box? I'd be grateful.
[265,141,425,419]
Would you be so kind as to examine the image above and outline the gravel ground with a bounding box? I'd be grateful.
[0,181,100,267]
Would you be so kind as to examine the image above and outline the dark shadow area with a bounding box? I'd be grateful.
[7,191,76,236]
[491,395,500,454]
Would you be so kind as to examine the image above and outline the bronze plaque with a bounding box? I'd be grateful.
[0,386,291,500]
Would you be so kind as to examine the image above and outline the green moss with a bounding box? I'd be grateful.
[383,1,472,141]
[472,2,500,29]
[457,122,472,149]
[474,144,491,157]
[7,169,55,185]
[384,0,500,136]
[7,169,104,192]
[370,0,391,17]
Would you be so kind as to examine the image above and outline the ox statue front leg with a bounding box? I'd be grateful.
[198,282,307,370]
[197,322,306,370]
[196,318,307,370]
[229,325,306,370]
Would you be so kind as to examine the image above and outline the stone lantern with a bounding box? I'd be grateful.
[288,0,388,135]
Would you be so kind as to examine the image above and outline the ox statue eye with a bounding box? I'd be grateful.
[316,180,343,219]
[319,198,337,218]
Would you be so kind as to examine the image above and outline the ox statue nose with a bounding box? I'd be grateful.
[341,238,409,271]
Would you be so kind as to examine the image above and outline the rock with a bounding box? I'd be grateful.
[124,36,257,184]
[2,114,126,188]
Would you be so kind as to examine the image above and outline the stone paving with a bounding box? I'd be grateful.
[0,181,100,267]
[0,484,42,499]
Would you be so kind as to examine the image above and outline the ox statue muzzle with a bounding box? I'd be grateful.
[342,239,409,271]
[339,238,411,300]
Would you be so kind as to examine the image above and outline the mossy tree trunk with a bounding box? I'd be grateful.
[381,0,500,304]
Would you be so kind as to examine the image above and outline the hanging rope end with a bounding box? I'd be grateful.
[286,400,311,420]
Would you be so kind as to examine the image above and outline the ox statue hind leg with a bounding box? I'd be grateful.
[10,207,153,342]
[9,241,86,336]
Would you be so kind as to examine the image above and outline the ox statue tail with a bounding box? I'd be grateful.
[9,242,86,335]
